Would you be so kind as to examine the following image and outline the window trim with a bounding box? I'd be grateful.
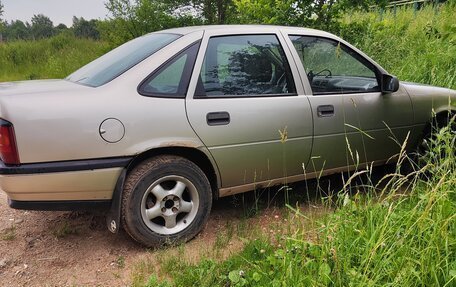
[194,34,298,99]
[137,40,201,98]
[194,92,298,99]
[289,35,382,96]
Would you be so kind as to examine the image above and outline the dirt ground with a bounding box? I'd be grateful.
[0,177,334,287]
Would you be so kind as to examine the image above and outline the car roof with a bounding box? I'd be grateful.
[158,25,336,38]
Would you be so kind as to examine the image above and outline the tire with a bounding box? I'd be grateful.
[121,155,212,247]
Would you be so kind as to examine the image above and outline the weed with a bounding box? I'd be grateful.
[131,259,157,287]
[52,222,80,238]
[137,116,455,286]
[144,275,172,287]
[1,225,16,241]
[116,256,125,268]
[213,222,234,251]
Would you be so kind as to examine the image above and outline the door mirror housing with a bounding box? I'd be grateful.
[381,74,400,93]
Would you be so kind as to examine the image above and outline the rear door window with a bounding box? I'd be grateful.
[139,42,200,98]
[196,35,296,97]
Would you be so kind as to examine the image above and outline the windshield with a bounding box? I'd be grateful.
[66,33,181,87]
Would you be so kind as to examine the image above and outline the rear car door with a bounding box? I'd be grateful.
[185,29,313,191]
[284,34,414,172]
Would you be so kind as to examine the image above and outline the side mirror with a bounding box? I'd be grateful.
[381,74,400,93]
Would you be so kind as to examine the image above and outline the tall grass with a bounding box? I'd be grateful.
[144,119,455,287]
[0,34,110,82]
[339,3,456,89]
[134,5,456,286]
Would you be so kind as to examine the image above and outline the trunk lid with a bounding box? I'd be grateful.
[0,79,91,97]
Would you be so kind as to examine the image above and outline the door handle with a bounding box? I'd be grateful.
[207,111,230,126]
[317,105,335,117]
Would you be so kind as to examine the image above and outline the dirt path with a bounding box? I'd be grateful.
[1,164,377,287]
[0,179,333,287]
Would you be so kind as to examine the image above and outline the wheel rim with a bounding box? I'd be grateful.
[140,175,199,235]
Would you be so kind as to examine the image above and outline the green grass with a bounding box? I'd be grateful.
[339,2,456,90]
[0,33,110,82]
[140,119,455,287]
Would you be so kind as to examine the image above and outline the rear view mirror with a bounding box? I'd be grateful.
[382,74,400,93]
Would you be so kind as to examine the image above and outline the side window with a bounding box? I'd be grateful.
[289,35,380,95]
[195,35,296,97]
[139,41,200,98]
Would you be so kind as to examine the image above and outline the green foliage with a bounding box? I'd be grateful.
[233,0,373,29]
[338,3,456,90]
[72,17,100,40]
[31,14,55,39]
[0,0,4,36]
[102,0,189,46]
[139,120,455,287]
[166,0,237,24]
[2,20,30,41]
[0,34,110,82]
[144,275,172,287]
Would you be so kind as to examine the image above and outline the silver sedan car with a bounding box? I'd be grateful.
[0,25,454,247]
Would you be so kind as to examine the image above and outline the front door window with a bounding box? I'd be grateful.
[289,36,380,95]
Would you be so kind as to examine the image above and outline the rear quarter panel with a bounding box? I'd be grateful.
[0,32,206,164]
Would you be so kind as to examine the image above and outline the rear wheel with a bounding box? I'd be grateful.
[121,155,212,247]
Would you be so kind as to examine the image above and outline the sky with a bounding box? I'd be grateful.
[1,0,109,26]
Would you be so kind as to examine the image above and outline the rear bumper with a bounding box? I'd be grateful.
[0,157,131,205]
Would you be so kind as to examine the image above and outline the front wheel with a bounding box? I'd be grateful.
[121,155,212,247]
[414,115,455,171]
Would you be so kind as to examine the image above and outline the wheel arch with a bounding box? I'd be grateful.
[433,108,456,127]
[420,108,456,141]
[126,146,221,199]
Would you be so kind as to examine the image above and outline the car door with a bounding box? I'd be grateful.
[185,29,313,191]
[284,33,415,172]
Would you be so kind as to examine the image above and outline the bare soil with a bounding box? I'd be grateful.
[0,177,340,287]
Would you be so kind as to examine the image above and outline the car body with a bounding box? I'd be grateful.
[0,25,455,246]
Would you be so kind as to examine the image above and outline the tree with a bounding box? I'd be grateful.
[56,23,68,31]
[72,16,100,39]
[4,20,30,40]
[166,0,236,24]
[234,0,374,30]
[0,0,4,41]
[103,0,184,44]
[31,14,55,39]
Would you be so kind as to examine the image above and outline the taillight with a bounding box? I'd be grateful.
[0,119,20,165]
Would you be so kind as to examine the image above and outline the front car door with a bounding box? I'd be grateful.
[282,31,417,173]
[185,28,313,194]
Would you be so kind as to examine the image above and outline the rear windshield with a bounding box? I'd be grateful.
[66,33,181,87]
